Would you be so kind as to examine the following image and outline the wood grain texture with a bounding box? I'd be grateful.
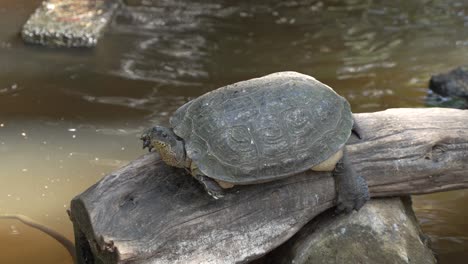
[70,108,468,264]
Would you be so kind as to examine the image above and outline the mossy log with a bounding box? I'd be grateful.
[70,108,468,264]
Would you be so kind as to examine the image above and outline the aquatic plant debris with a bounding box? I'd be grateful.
[21,0,118,47]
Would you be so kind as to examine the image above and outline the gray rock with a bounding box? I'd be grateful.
[260,197,435,264]
[429,65,468,98]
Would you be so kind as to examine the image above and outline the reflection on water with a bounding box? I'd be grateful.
[0,0,467,263]
[0,120,140,263]
[413,190,468,263]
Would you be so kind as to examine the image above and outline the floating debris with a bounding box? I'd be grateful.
[10,225,20,235]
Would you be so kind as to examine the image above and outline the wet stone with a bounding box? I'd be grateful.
[429,65,468,98]
[21,0,118,48]
[260,197,436,264]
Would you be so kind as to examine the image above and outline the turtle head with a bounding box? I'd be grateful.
[140,126,187,168]
[141,126,176,152]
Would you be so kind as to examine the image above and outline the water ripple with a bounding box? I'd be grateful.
[109,0,230,86]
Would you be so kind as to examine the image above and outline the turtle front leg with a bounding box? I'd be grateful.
[191,165,224,199]
[193,174,225,199]
[333,147,369,213]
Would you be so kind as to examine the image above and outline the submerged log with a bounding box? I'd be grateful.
[0,214,76,261]
[70,108,468,264]
[21,0,118,47]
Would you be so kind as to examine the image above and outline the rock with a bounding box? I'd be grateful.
[429,65,468,98]
[259,197,436,264]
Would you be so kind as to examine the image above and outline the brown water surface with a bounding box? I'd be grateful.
[0,0,467,263]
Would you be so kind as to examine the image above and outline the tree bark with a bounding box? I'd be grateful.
[70,108,468,264]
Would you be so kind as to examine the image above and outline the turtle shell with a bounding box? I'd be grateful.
[170,72,353,184]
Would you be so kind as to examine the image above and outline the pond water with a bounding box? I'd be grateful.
[0,0,467,263]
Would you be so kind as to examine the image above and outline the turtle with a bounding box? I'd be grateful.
[141,71,369,212]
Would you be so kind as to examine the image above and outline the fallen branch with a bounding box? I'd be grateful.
[70,108,468,264]
[0,214,76,262]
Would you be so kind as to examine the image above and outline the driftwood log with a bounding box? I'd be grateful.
[70,108,468,264]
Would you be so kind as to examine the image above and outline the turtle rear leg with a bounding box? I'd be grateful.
[191,165,224,199]
[333,147,369,213]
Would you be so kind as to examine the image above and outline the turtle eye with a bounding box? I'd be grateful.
[162,132,168,138]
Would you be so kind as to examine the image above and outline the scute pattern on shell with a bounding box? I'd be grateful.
[170,72,353,184]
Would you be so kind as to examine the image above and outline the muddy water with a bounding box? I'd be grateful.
[0,0,467,263]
